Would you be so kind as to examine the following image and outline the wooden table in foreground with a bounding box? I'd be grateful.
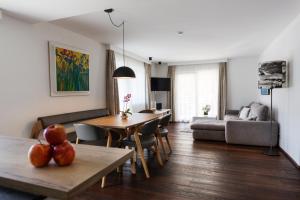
[0,136,133,200]
[82,113,164,180]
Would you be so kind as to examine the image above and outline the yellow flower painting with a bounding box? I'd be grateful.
[55,47,89,91]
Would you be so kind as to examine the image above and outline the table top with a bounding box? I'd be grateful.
[153,109,171,116]
[82,113,160,129]
[0,136,133,199]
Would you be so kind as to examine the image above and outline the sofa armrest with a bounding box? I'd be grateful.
[225,109,239,115]
[225,120,279,146]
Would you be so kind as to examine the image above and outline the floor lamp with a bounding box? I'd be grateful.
[263,87,279,156]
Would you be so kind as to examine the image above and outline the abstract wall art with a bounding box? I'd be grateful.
[49,42,90,96]
[258,60,288,89]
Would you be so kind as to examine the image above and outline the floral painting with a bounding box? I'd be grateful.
[49,42,90,96]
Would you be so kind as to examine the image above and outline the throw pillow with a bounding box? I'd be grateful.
[248,102,268,121]
[239,107,250,120]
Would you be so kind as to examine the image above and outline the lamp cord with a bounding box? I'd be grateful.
[107,13,126,67]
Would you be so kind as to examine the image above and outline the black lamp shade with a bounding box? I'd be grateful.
[113,66,136,78]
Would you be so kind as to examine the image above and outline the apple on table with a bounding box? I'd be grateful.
[28,124,75,168]
[28,143,52,168]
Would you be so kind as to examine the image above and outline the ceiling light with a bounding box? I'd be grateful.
[104,8,135,78]
[177,31,184,35]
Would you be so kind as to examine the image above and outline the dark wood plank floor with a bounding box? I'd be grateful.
[74,123,300,200]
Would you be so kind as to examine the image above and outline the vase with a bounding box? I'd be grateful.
[203,112,208,116]
[120,111,128,120]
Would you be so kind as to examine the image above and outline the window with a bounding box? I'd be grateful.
[115,53,146,112]
[174,63,219,122]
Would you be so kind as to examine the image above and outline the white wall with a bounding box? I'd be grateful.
[0,15,106,138]
[227,56,259,110]
[259,14,300,165]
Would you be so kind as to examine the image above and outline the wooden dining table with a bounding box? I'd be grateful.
[0,136,133,199]
[81,113,164,182]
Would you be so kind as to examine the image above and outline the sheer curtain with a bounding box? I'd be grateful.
[115,53,146,112]
[174,63,219,122]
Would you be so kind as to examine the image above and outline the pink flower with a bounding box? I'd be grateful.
[127,93,131,98]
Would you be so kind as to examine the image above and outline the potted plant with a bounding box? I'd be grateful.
[202,105,211,116]
[121,93,132,119]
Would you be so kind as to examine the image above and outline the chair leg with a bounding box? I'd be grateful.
[165,136,172,154]
[116,166,122,174]
[126,146,136,174]
[75,137,79,144]
[154,143,163,167]
[157,135,168,161]
[134,132,150,178]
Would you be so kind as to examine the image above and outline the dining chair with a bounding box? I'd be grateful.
[74,123,121,188]
[157,114,172,154]
[122,119,163,178]
[138,109,154,113]
[74,123,106,145]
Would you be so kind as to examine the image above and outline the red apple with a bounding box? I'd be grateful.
[53,141,75,166]
[43,124,66,145]
[28,143,52,168]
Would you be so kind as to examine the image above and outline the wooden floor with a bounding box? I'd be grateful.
[74,123,300,200]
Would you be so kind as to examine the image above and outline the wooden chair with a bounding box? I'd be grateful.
[74,124,121,188]
[157,114,172,154]
[122,119,163,178]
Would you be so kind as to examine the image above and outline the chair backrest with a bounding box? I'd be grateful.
[74,124,105,141]
[140,119,160,137]
[159,114,172,127]
[139,109,154,114]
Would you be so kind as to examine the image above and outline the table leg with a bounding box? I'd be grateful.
[156,128,168,161]
[133,128,150,178]
[101,129,112,188]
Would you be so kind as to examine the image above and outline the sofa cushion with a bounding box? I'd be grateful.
[190,120,225,131]
[193,130,225,141]
[224,114,239,121]
[248,102,268,121]
[239,107,250,120]
[246,116,257,121]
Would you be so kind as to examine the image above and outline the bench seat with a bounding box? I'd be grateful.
[31,108,110,141]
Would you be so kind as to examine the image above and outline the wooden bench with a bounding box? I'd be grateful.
[31,108,110,141]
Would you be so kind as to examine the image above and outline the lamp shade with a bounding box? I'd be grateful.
[113,66,136,78]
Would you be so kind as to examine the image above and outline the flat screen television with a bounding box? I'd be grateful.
[151,77,171,91]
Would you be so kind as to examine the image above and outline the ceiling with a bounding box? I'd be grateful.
[2,0,300,62]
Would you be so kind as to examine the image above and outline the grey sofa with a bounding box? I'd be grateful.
[191,102,279,146]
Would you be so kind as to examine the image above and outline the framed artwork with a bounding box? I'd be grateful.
[49,42,90,96]
[258,60,288,89]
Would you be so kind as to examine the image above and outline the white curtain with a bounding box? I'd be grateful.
[174,63,219,122]
[115,53,146,112]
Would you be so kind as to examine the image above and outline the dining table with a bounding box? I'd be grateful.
[81,113,165,184]
[0,136,133,199]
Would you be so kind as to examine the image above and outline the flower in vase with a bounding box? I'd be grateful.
[122,93,132,118]
[202,105,211,115]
